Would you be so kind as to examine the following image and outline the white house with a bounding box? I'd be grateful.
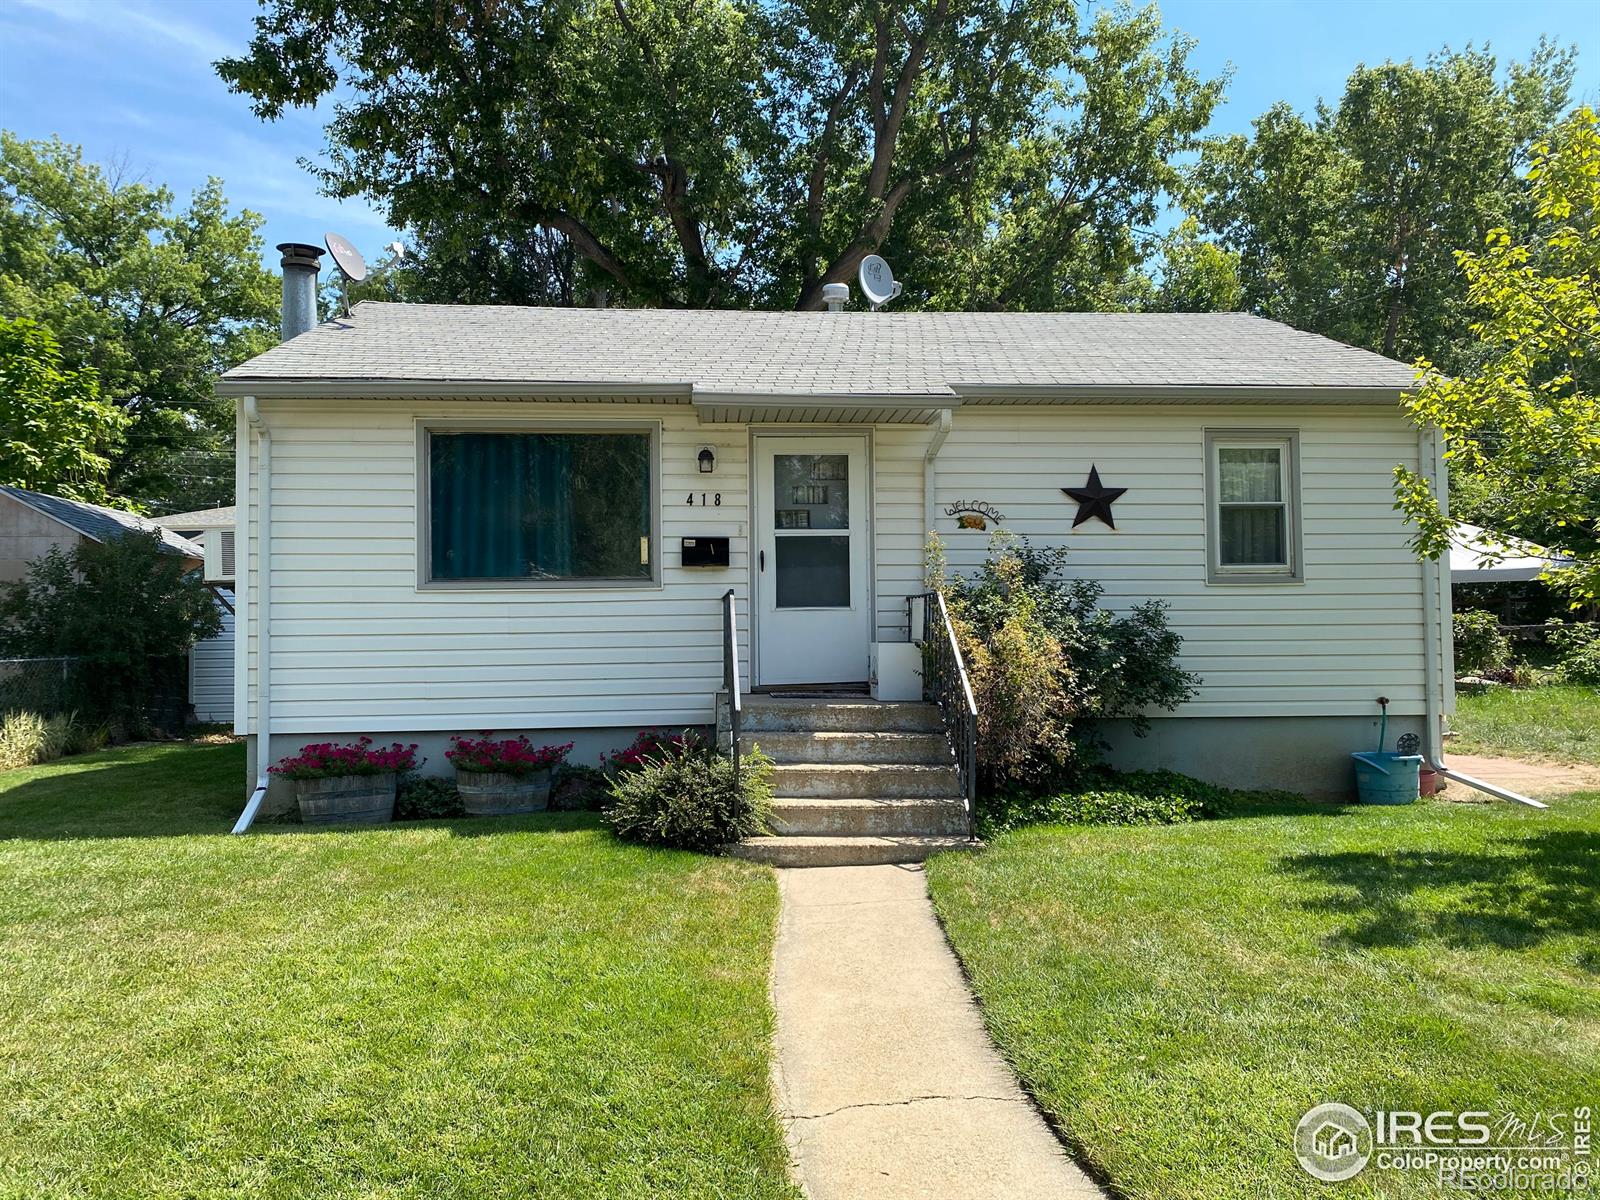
[218,250,1468,844]
[156,505,237,724]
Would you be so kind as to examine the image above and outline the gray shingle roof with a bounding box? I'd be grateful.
[157,505,235,529]
[1,487,203,558]
[218,303,1417,398]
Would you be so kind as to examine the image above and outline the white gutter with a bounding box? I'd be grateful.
[924,409,954,536]
[231,395,272,833]
[1416,424,1546,809]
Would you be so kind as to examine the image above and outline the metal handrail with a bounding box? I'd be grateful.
[910,590,978,839]
[723,588,742,794]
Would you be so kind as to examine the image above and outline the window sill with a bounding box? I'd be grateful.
[1205,571,1305,586]
[417,577,663,593]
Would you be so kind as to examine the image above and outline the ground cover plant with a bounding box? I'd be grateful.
[927,791,1600,1199]
[0,741,797,1199]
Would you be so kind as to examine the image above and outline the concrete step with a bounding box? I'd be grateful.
[770,796,970,837]
[741,730,952,766]
[738,698,943,734]
[769,762,963,800]
[727,834,979,868]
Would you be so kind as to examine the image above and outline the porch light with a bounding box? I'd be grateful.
[698,446,716,474]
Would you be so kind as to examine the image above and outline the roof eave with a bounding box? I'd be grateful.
[214,377,695,400]
[952,384,1409,404]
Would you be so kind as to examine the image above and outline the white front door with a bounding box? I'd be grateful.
[754,434,871,686]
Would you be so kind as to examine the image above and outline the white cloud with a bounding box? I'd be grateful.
[11,0,235,65]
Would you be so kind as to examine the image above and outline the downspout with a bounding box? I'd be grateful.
[1416,424,1546,809]
[231,395,271,833]
[923,409,953,537]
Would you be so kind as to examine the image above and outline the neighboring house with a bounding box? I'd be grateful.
[218,285,1455,818]
[1449,521,1571,585]
[0,486,202,581]
[157,506,238,724]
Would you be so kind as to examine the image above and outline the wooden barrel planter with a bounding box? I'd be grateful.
[457,768,552,816]
[295,772,397,824]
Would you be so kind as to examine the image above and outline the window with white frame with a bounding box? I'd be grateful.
[1206,431,1300,581]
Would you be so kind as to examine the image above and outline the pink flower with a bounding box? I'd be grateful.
[446,733,572,778]
[269,737,422,780]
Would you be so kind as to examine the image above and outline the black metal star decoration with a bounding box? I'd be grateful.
[1062,465,1127,529]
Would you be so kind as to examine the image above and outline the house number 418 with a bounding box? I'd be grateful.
[686,492,722,506]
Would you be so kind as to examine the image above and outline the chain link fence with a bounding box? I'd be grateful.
[0,655,190,732]
[0,657,81,716]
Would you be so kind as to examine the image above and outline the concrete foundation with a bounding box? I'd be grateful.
[242,725,704,815]
[1097,713,1429,801]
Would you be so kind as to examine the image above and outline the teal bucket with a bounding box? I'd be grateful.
[1352,751,1422,805]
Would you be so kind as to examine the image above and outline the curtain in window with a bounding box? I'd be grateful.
[1217,447,1287,566]
[1220,506,1286,565]
[430,432,648,580]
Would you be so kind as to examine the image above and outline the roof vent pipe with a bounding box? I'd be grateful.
[822,282,849,313]
[276,242,323,342]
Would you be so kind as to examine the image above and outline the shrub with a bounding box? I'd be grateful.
[605,747,772,852]
[0,710,76,771]
[602,728,706,774]
[1452,610,1512,676]
[932,532,1200,788]
[978,768,1302,837]
[551,763,611,811]
[446,733,572,776]
[0,531,220,733]
[395,775,464,820]
[1546,620,1600,685]
[268,737,421,780]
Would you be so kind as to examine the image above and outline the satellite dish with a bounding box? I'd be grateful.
[858,254,903,309]
[324,231,368,282]
[324,232,367,317]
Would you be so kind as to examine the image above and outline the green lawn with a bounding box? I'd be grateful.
[1451,684,1600,764]
[927,794,1600,1200]
[0,743,796,1200]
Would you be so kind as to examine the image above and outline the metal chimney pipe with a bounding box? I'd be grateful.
[822,282,849,313]
[276,242,324,341]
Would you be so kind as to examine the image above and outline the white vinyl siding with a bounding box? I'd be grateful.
[240,400,748,733]
[930,405,1427,717]
[190,596,234,722]
[239,398,1427,735]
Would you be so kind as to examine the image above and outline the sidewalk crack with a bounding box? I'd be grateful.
[790,1093,1024,1120]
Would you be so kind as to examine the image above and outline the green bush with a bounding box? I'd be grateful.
[605,747,772,852]
[0,530,220,732]
[1545,621,1600,685]
[1453,610,1512,676]
[978,768,1302,837]
[551,763,611,811]
[932,532,1200,789]
[0,710,75,771]
[395,774,464,820]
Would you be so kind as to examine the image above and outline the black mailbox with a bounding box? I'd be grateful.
[681,536,731,568]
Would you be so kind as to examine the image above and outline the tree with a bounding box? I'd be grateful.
[1192,43,1574,370]
[0,530,222,732]
[1139,217,1243,312]
[0,317,128,502]
[0,135,279,512]
[1395,107,1600,605]
[217,0,1222,311]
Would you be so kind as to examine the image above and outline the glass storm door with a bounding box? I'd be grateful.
[754,435,871,685]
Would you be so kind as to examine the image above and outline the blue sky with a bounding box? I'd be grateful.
[2,0,1597,271]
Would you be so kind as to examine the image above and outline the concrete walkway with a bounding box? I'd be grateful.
[770,864,1104,1200]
